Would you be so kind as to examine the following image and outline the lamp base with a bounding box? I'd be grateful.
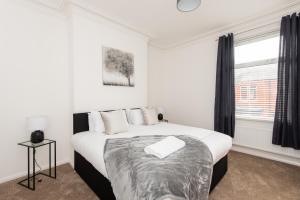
[31,131,44,143]
[158,113,164,121]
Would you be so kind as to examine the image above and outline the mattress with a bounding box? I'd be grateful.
[71,122,232,179]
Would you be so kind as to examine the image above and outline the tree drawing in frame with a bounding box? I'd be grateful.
[102,47,135,87]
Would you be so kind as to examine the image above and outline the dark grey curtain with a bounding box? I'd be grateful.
[214,33,235,137]
[272,13,300,149]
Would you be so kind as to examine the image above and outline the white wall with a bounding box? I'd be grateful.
[148,46,165,108]
[149,38,217,130]
[70,6,149,113]
[68,5,149,166]
[0,1,149,183]
[148,8,300,165]
[234,119,300,166]
[0,0,71,182]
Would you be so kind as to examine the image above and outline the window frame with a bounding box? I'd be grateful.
[235,58,278,69]
[234,33,279,122]
[240,86,249,100]
[249,85,257,100]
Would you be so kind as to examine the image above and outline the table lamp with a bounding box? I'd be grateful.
[156,107,165,121]
[27,116,47,143]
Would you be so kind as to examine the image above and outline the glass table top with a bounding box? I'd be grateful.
[18,139,55,148]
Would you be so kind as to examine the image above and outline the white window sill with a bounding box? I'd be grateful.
[236,116,274,123]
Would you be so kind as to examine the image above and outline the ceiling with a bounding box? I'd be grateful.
[71,0,299,48]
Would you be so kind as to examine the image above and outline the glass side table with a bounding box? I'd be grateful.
[17,139,56,190]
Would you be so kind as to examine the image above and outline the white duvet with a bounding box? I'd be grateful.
[71,122,232,179]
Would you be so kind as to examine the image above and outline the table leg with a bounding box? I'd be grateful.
[33,148,35,190]
[49,143,51,177]
[54,141,56,178]
[27,147,30,189]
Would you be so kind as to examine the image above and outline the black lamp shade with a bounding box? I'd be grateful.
[31,130,44,143]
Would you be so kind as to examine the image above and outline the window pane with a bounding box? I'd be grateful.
[235,64,277,120]
[235,35,279,121]
[240,86,248,100]
[249,86,257,100]
[235,36,280,64]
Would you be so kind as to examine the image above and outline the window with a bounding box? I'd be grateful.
[235,35,279,120]
[239,85,257,101]
[240,86,248,100]
[249,86,257,100]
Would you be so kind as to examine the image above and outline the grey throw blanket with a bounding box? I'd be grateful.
[104,135,213,200]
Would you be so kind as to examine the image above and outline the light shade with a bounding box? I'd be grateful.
[27,116,48,132]
[177,0,201,12]
[156,107,165,114]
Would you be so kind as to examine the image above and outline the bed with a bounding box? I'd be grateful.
[72,112,232,200]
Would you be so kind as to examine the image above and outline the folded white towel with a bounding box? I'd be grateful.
[144,136,186,159]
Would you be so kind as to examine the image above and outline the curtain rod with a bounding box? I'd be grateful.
[215,20,280,41]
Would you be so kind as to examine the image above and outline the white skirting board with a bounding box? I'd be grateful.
[0,160,70,184]
[232,144,300,167]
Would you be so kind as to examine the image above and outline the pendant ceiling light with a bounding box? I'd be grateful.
[177,0,201,12]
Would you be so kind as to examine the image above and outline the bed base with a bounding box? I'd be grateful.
[74,151,227,200]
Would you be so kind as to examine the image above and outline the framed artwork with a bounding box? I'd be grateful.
[102,47,134,87]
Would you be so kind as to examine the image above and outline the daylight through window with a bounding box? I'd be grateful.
[235,35,279,120]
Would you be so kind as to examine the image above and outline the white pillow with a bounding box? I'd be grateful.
[88,114,94,131]
[126,109,144,125]
[121,110,129,125]
[142,108,159,125]
[88,111,105,133]
[101,110,129,135]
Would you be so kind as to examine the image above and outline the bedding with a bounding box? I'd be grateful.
[101,110,129,134]
[88,111,105,132]
[72,122,232,178]
[104,135,213,200]
[142,108,159,125]
[126,109,144,125]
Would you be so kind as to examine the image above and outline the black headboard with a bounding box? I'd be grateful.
[73,108,141,135]
[73,112,89,134]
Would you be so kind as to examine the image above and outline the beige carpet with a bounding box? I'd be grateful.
[0,151,299,200]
